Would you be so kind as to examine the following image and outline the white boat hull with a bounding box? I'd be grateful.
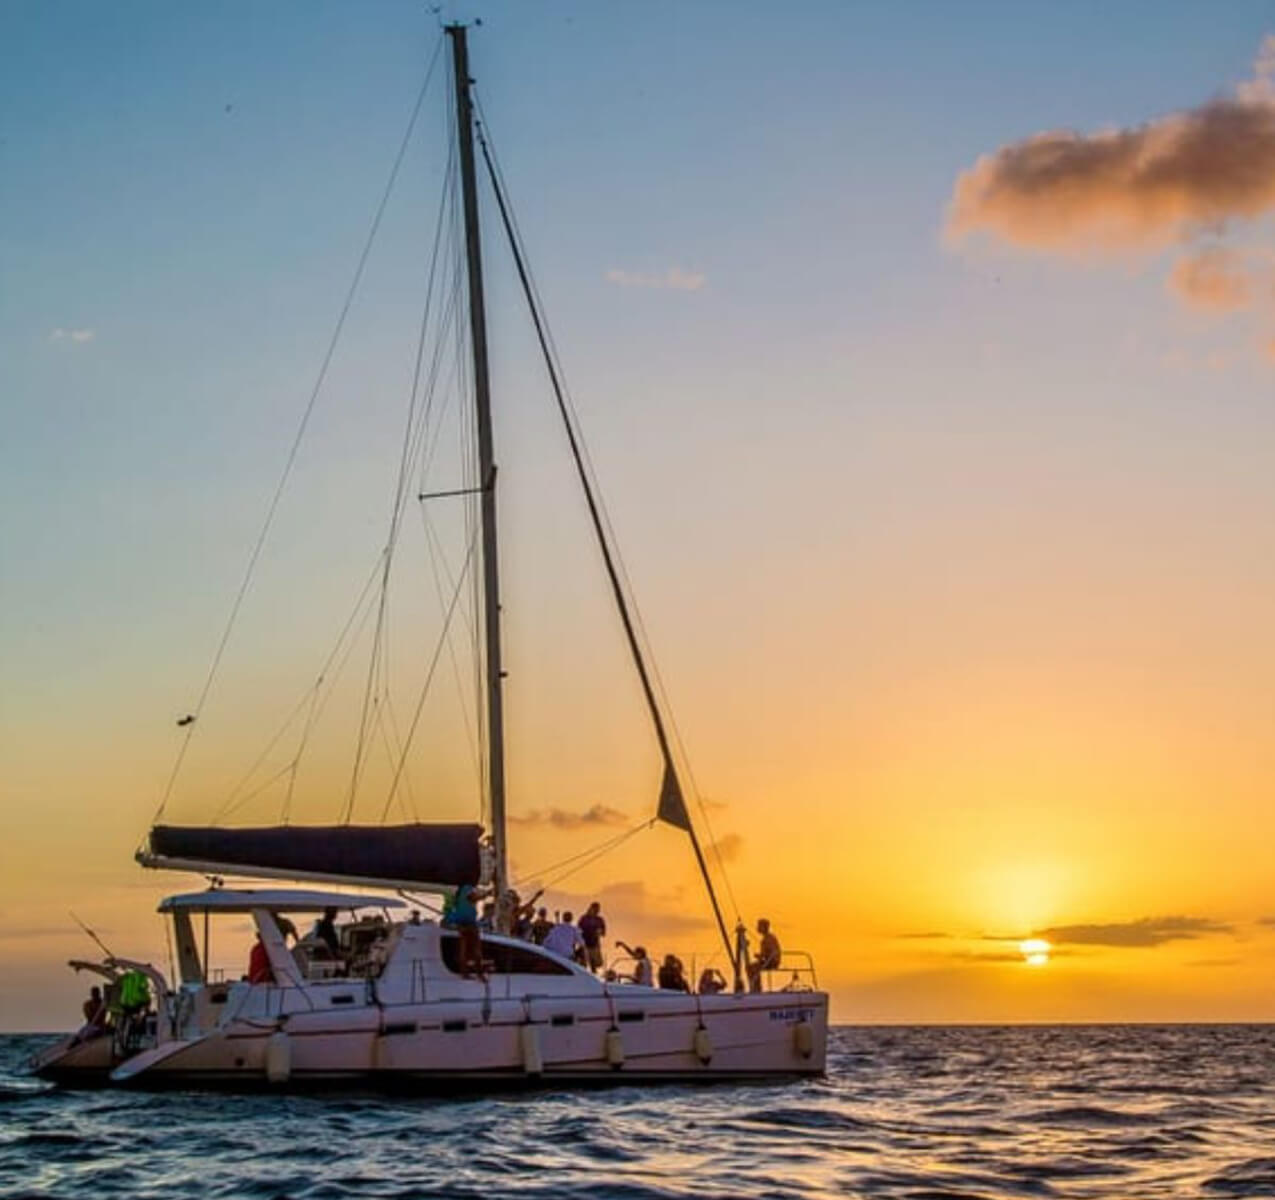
[109,991,826,1087]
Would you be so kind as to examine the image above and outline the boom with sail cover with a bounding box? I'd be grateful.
[140,824,482,891]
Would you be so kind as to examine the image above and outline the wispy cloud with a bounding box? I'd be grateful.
[605,266,706,291]
[49,327,95,344]
[707,833,743,863]
[508,804,628,831]
[1034,916,1232,948]
[946,34,1275,359]
[1168,248,1255,312]
[949,949,1033,964]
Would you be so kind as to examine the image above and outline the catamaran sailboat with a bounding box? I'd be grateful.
[32,25,827,1088]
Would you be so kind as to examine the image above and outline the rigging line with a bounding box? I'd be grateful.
[282,684,322,825]
[417,273,466,487]
[419,505,482,783]
[215,760,298,818]
[378,528,479,822]
[513,821,653,891]
[218,546,390,825]
[291,563,390,824]
[154,37,445,824]
[211,688,313,824]
[395,143,456,526]
[526,822,656,893]
[412,293,464,500]
[477,103,743,924]
[372,699,419,823]
[210,550,387,824]
[344,147,456,826]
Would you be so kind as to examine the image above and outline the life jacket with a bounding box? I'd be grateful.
[118,970,150,1012]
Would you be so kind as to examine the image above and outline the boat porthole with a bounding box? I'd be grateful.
[235,1057,245,1067]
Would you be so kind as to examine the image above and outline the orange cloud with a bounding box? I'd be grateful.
[948,36,1275,254]
[948,98,1275,253]
[1168,248,1253,311]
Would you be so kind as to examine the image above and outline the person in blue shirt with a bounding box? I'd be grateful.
[452,881,488,979]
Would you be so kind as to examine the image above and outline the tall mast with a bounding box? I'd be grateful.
[448,24,507,897]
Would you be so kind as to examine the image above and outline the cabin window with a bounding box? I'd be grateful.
[439,933,573,977]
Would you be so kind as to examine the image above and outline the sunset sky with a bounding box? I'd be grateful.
[5,2,1275,1030]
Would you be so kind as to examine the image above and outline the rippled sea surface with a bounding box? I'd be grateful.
[4,1026,1275,1198]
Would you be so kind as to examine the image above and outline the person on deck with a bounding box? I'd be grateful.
[698,967,727,994]
[82,985,105,1025]
[616,941,653,986]
[657,954,689,992]
[453,880,487,980]
[530,907,553,945]
[315,907,340,958]
[543,911,586,963]
[747,917,782,992]
[512,890,543,940]
[248,933,274,984]
[578,901,607,973]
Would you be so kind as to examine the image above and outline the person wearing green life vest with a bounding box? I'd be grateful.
[118,969,150,1013]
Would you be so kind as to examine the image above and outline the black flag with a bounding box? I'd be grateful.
[656,761,692,831]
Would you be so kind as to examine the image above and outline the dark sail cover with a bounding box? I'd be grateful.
[147,823,482,889]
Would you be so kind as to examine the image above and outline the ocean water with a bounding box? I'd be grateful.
[3,1025,1275,1199]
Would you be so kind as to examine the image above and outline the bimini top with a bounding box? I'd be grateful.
[157,888,408,915]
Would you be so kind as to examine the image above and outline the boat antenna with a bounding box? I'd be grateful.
[70,911,115,961]
[447,23,508,899]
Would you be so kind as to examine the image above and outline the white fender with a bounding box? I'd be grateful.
[265,1031,291,1083]
[693,1025,713,1065]
[604,1028,625,1068]
[520,1024,543,1075]
[793,1020,814,1059]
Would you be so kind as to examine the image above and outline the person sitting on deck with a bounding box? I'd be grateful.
[543,912,585,963]
[698,967,727,994]
[248,933,274,984]
[77,985,109,1040]
[616,941,653,986]
[657,954,689,992]
[747,918,782,992]
[82,985,107,1027]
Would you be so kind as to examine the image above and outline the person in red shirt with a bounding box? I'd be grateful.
[248,933,274,984]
